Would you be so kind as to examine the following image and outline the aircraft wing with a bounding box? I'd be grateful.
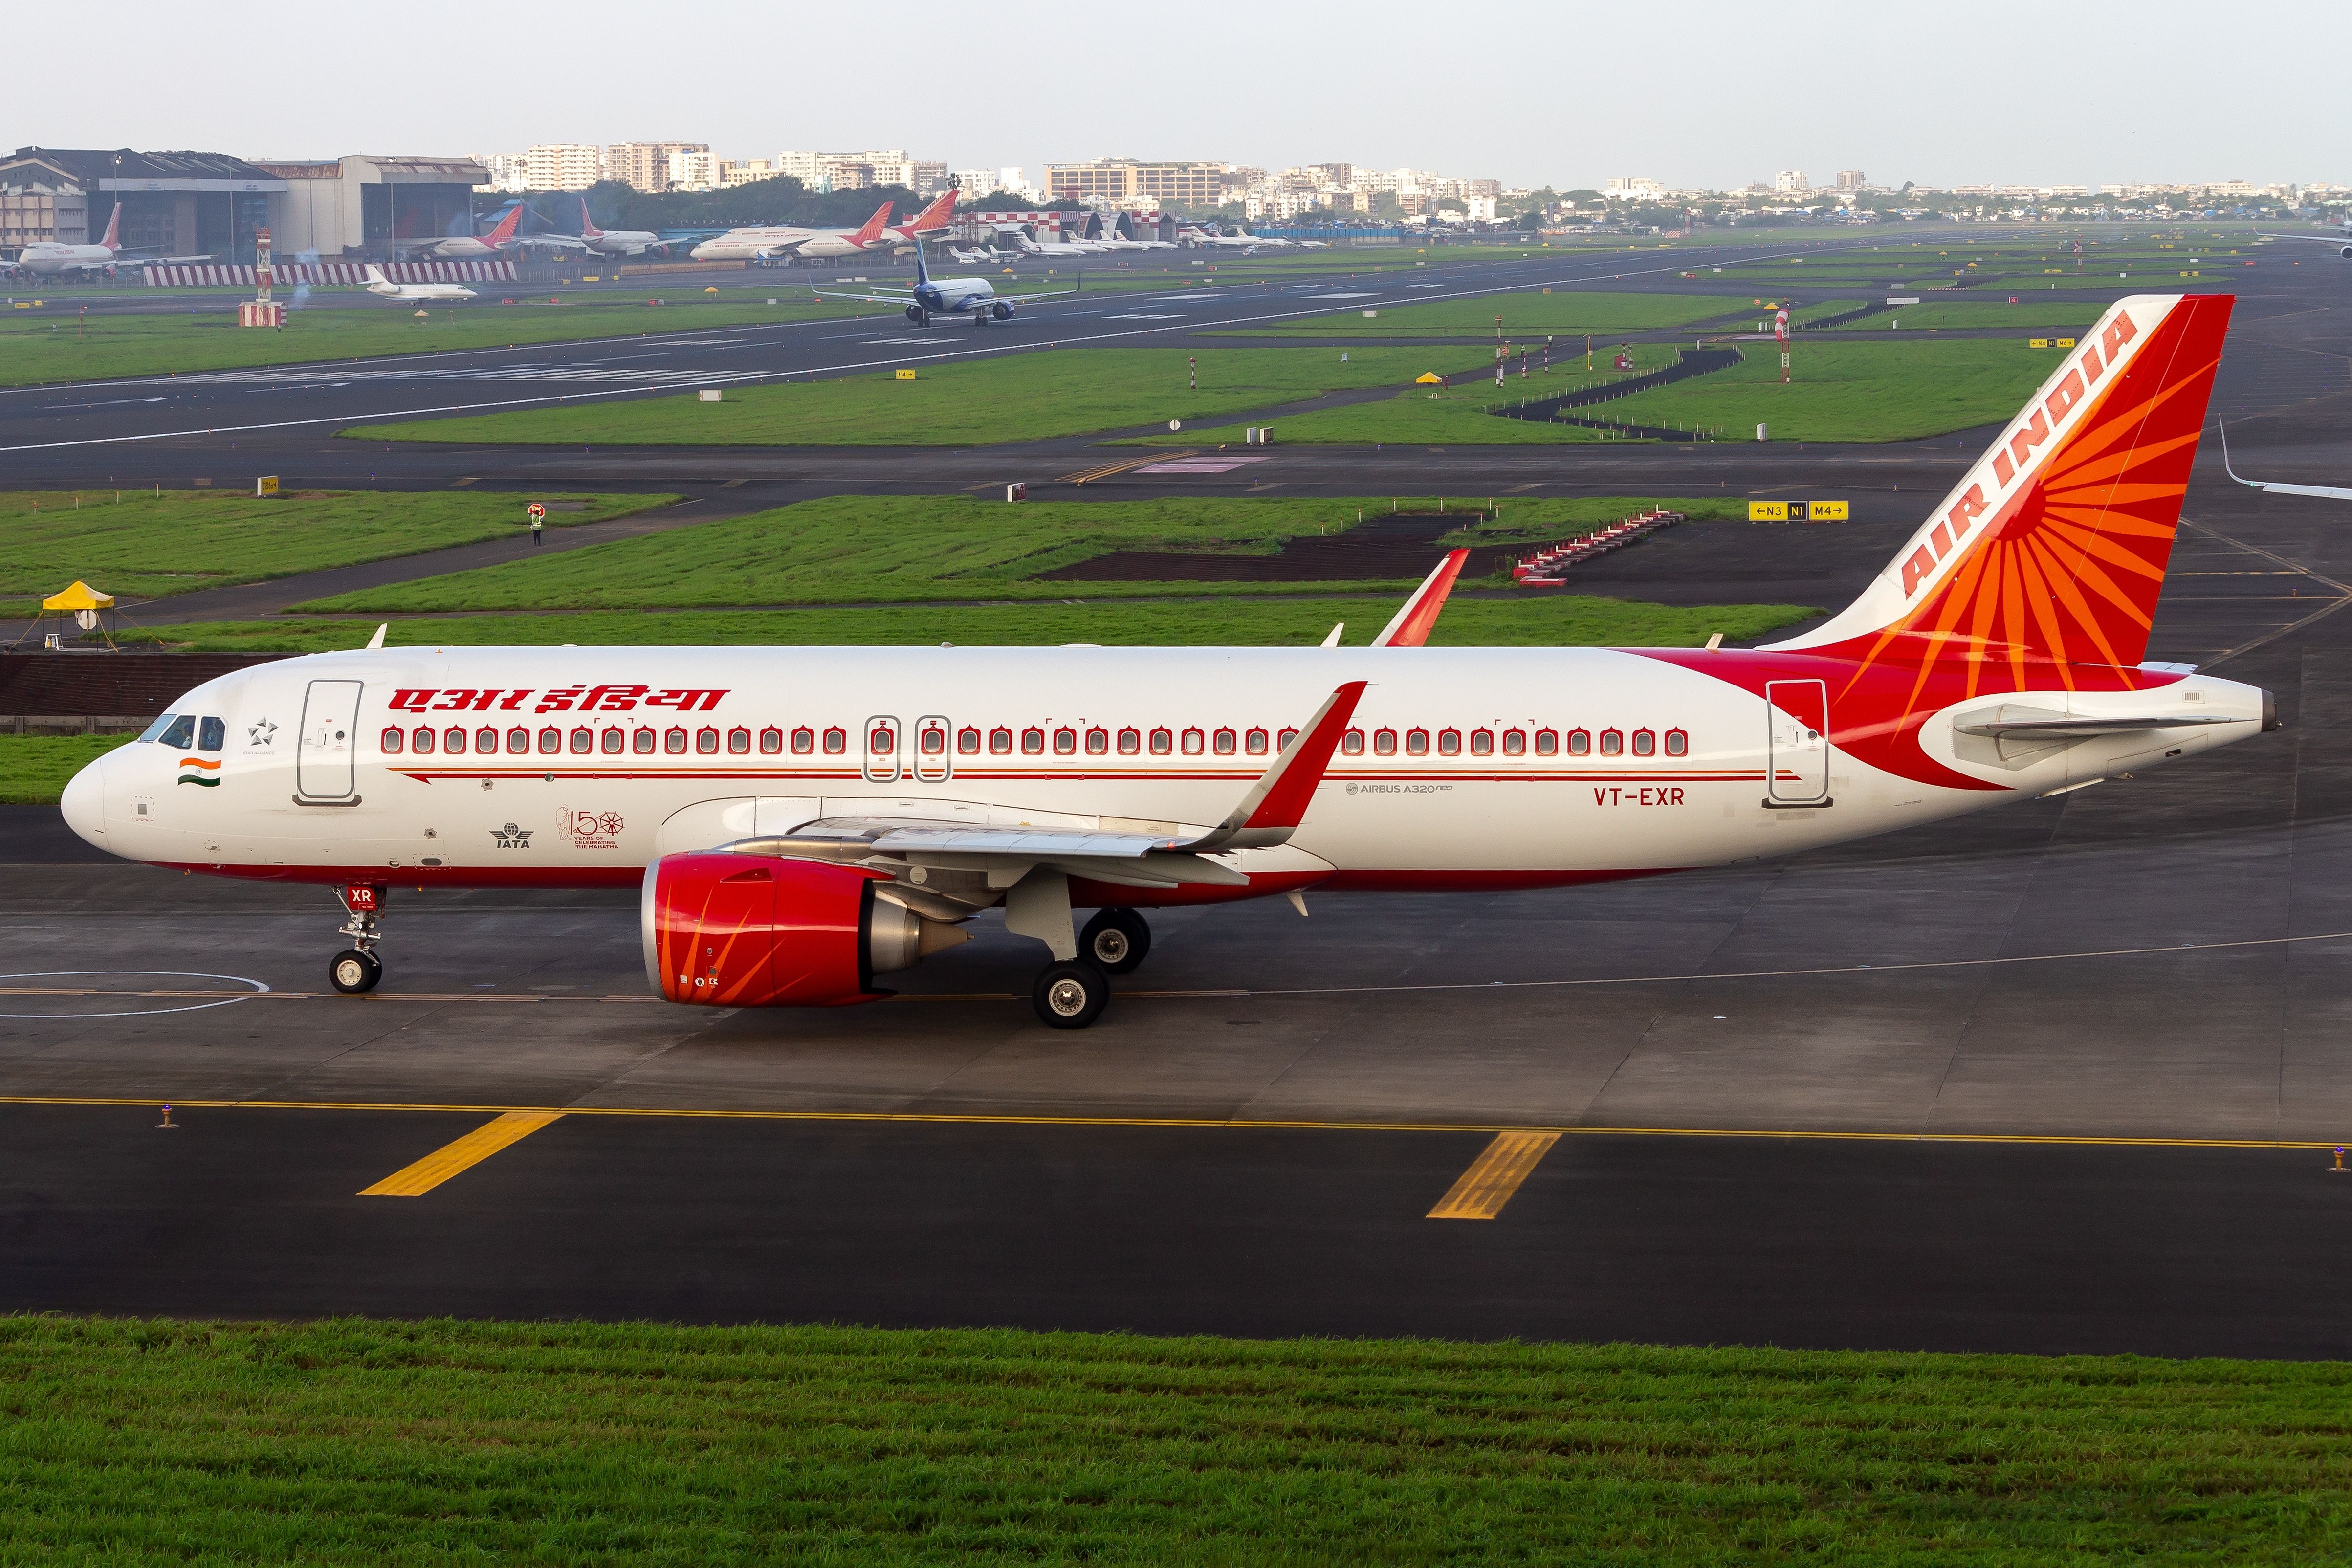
[808,287,917,305]
[710,681,1368,893]
[2218,421,2352,500]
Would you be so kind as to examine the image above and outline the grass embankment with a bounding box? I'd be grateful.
[1601,339,2053,443]
[1233,290,1746,337]
[1868,303,2105,330]
[291,494,1752,615]
[357,347,1491,446]
[0,297,882,387]
[2,1317,2348,1562]
[0,489,675,615]
[1144,346,1688,446]
[0,734,127,804]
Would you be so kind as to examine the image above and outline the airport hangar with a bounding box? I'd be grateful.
[0,147,488,263]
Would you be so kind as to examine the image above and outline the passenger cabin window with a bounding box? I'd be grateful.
[667,727,689,755]
[1600,729,1624,756]
[380,727,403,754]
[990,727,1013,755]
[1085,728,1109,755]
[197,717,225,752]
[1567,729,1591,756]
[792,727,815,755]
[1665,729,1689,757]
[1534,729,1558,756]
[411,727,435,755]
[1213,728,1237,756]
[1632,729,1655,757]
[1117,728,1141,755]
[636,728,657,755]
[1022,727,1045,755]
[445,726,468,755]
[1501,729,1525,756]
[1149,728,1172,756]
[1373,728,1397,756]
[697,727,720,754]
[1471,729,1494,756]
[481,727,503,754]
[1341,729,1365,756]
[1406,729,1430,756]
[869,725,895,754]
[1245,728,1269,756]
[759,727,782,755]
[957,727,982,754]
[823,727,847,755]
[507,726,529,754]
[1053,727,1077,755]
[1437,729,1462,756]
[570,726,593,755]
[539,727,561,755]
[1181,728,1204,756]
[1279,728,1298,749]
[728,727,752,755]
[605,727,627,754]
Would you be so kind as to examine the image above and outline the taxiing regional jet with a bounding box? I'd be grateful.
[62,293,2272,1029]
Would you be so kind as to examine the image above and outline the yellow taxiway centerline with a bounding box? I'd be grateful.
[358,1111,565,1197]
[1427,1130,1562,1220]
[0,1094,2340,1154]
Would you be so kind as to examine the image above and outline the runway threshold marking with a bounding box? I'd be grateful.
[1061,451,1192,484]
[1427,1130,1560,1219]
[358,1110,565,1197]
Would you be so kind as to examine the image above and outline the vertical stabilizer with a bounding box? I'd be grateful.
[1770,292,2234,688]
[96,202,122,251]
[850,200,894,247]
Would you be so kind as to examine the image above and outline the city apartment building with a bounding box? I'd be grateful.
[604,142,708,193]
[1836,169,1867,191]
[667,150,721,192]
[1046,158,1233,207]
[1774,169,1808,194]
[522,144,603,192]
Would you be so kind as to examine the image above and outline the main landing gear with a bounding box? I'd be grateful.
[329,882,387,994]
[1003,870,1151,1029]
[1080,907,1151,974]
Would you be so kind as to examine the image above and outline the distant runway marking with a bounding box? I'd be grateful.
[1427,1131,1560,1219]
[0,1096,2341,1155]
[359,1110,565,1197]
[0,970,270,1019]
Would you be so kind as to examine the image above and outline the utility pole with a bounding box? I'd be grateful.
[1775,304,1790,384]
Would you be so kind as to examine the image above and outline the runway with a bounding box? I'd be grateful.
[6,236,2352,1353]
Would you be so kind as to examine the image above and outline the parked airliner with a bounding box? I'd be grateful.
[13,202,212,275]
[60,294,2270,1029]
[812,243,1076,325]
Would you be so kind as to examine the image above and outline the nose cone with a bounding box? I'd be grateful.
[60,755,106,850]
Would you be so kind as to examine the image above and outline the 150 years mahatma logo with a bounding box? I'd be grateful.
[558,808,625,849]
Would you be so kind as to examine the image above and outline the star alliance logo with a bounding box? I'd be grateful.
[246,717,277,748]
[491,822,533,849]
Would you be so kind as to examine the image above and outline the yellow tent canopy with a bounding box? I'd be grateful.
[1415,372,1445,385]
[42,580,113,612]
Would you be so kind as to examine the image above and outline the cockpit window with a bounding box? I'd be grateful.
[146,715,196,749]
[197,717,225,753]
[138,714,181,743]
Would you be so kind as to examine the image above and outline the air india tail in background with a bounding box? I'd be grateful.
[1772,292,2234,694]
[850,201,894,247]
[96,201,122,251]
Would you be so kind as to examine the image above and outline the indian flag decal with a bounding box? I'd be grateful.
[177,756,221,787]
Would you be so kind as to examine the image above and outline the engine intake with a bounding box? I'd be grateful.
[642,851,965,1007]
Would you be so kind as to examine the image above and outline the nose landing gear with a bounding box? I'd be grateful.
[330,882,388,994]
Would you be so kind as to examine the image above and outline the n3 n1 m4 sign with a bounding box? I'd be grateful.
[1749,499,1849,523]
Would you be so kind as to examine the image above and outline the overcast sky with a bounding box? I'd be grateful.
[11,0,2338,191]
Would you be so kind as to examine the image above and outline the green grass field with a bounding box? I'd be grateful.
[1871,303,2104,330]
[121,592,1806,657]
[0,734,129,804]
[358,347,1492,447]
[291,494,1747,614]
[1600,338,2053,442]
[1141,347,1689,446]
[1232,290,1748,337]
[0,489,676,613]
[2,1316,2347,1563]
[0,296,885,387]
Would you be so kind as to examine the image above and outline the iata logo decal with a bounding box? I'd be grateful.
[176,756,220,788]
[490,822,534,850]
[559,808,624,849]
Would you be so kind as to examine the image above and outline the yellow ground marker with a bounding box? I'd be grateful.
[1426,1130,1561,1220]
[359,1111,564,1197]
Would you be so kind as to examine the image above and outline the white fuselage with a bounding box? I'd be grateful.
[61,645,2268,896]
[587,230,662,255]
[16,241,116,275]
[369,280,476,302]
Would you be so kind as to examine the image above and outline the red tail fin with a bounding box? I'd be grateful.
[482,204,525,244]
[850,200,893,246]
[577,196,603,241]
[902,189,958,233]
[96,202,122,251]
[1777,292,2234,690]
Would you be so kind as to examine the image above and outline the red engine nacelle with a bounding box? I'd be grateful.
[641,851,955,1007]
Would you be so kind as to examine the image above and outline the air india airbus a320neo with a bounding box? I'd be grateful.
[62,292,2272,1028]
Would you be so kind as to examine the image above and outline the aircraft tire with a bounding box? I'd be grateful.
[330,949,382,994]
[1080,908,1150,975]
[1033,960,1109,1030]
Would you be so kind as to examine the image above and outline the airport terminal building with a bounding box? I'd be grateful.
[1,148,488,262]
